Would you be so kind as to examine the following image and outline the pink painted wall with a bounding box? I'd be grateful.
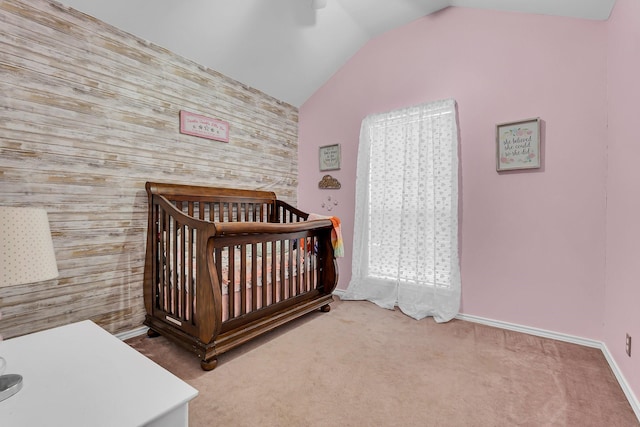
[298,7,608,341]
[604,0,640,402]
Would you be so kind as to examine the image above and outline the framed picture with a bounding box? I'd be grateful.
[179,110,229,143]
[496,118,541,171]
[319,144,341,171]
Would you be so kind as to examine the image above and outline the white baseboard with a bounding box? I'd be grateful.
[456,313,640,421]
[600,342,640,421]
[115,326,148,341]
[455,313,601,348]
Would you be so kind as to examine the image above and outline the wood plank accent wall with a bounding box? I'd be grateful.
[0,0,299,338]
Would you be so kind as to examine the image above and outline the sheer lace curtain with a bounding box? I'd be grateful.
[341,98,460,322]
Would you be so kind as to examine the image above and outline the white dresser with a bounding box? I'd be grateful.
[0,320,198,426]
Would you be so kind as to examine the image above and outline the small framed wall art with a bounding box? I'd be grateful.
[496,117,541,172]
[179,110,229,143]
[319,144,341,171]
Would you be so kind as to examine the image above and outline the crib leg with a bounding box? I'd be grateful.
[201,357,218,371]
[320,304,331,313]
[147,328,161,338]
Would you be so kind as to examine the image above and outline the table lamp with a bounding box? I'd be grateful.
[0,207,59,402]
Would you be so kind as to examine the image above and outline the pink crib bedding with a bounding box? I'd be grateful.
[162,237,317,321]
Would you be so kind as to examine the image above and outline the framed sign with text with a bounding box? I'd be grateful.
[319,144,341,171]
[496,118,541,171]
[179,110,229,143]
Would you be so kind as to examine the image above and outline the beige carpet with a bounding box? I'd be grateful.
[127,300,638,426]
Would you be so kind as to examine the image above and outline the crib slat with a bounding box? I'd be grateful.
[308,236,314,292]
[172,206,181,317]
[228,246,235,318]
[177,210,185,318]
[293,239,302,295]
[240,244,247,315]
[155,205,163,311]
[298,239,304,295]
[186,203,195,322]
[171,217,179,316]
[261,241,268,307]
[279,240,288,300]
[251,243,258,311]
[160,208,167,312]
[311,236,317,290]
[215,247,226,321]
[307,237,312,292]
[270,241,277,304]
[164,211,170,313]
[166,215,173,314]
[199,202,205,221]
[298,237,303,295]
[288,239,294,298]
[179,221,185,318]
[291,239,302,295]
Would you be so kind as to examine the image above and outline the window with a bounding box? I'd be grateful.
[341,99,461,322]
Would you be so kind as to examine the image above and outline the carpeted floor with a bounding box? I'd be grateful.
[127,299,639,426]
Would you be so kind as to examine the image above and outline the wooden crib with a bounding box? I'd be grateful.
[143,182,338,370]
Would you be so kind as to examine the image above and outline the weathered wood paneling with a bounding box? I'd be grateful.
[0,0,299,338]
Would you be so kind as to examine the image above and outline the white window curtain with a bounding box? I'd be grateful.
[341,98,460,322]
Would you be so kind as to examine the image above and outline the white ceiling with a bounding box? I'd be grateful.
[58,0,616,107]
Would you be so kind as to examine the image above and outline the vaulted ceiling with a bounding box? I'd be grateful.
[58,0,616,107]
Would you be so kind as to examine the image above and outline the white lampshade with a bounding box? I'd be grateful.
[0,207,59,287]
